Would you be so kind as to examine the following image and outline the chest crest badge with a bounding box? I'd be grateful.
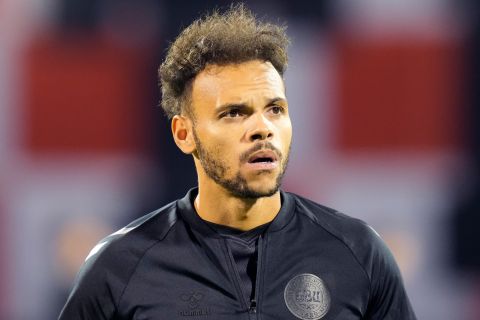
[284,273,330,320]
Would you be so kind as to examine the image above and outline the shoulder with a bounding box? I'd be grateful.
[290,192,379,245]
[61,201,179,315]
[288,192,393,280]
[82,200,178,281]
[59,201,179,319]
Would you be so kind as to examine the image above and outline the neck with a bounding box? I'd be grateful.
[194,181,281,231]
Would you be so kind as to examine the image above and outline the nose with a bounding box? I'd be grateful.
[247,114,274,142]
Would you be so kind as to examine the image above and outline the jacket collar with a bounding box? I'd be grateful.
[176,187,295,235]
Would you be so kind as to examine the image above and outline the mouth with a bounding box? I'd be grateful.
[245,150,279,171]
[247,150,278,164]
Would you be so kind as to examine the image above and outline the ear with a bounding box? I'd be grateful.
[171,115,196,154]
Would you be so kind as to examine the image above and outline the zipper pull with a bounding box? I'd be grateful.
[249,299,257,314]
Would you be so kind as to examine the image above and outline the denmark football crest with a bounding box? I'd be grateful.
[284,273,330,320]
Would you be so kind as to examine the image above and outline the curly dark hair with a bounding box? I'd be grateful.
[158,4,290,119]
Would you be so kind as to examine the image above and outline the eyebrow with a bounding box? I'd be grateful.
[216,97,287,113]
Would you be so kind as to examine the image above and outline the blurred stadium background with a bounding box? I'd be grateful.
[1,0,479,319]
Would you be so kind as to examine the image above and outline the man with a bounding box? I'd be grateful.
[59,5,416,320]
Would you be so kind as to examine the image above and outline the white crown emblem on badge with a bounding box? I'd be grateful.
[284,273,331,320]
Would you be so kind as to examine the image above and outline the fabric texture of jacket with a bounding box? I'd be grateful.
[59,188,416,320]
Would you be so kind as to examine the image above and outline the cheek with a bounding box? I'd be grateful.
[200,127,237,158]
[278,120,293,146]
[204,124,240,146]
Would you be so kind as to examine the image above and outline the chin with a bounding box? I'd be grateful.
[216,171,284,199]
[234,182,280,199]
[232,188,278,199]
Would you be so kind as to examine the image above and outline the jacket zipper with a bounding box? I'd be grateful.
[220,234,265,319]
[220,238,252,315]
[249,234,264,319]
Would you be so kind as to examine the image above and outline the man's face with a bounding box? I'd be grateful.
[189,60,292,198]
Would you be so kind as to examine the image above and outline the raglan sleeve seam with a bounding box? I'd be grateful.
[295,201,373,303]
[114,221,177,312]
[320,217,373,300]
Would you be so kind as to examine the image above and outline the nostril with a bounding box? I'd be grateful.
[251,133,263,140]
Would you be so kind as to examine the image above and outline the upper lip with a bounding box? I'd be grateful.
[247,150,278,163]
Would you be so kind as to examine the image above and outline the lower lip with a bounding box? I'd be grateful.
[244,161,279,171]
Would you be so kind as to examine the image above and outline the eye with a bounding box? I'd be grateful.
[270,105,285,115]
[221,108,243,118]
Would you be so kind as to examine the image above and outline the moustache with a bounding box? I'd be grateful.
[239,142,282,163]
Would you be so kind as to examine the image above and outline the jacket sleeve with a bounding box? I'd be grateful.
[363,227,417,320]
[58,240,123,320]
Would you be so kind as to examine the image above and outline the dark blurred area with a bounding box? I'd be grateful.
[0,0,479,319]
[451,4,480,271]
[449,2,480,317]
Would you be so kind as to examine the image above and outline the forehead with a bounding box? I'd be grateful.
[191,60,285,111]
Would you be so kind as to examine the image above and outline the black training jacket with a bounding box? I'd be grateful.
[59,188,417,320]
